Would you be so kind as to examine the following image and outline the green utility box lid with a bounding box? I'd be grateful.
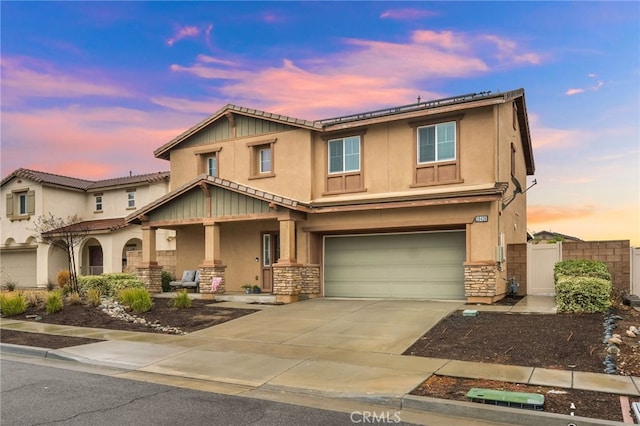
[466,388,544,410]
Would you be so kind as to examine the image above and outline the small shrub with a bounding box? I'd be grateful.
[555,275,612,313]
[117,287,153,313]
[554,259,611,281]
[66,292,81,305]
[0,293,27,317]
[45,291,64,314]
[171,290,192,309]
[57,270,70,288]
[78,273,145,298]
[87,288,102,307]
[3,280,17,292]
[46,282,55,291]
[161,271,174,293]
[23,290,43,307]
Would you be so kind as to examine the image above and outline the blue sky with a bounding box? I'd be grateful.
[1,1,639,244]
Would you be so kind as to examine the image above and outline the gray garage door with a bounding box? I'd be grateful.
[324,231,465,299]
[1,250,37,288]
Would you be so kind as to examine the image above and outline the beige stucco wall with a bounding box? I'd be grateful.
[169,129,314,201]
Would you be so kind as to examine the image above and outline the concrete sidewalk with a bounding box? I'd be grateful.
[1,296,636,426]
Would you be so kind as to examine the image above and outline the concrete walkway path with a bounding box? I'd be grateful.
[1,296,636,426]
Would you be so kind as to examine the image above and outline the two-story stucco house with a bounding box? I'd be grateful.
[127,89,535,304]
[1,169,174,288]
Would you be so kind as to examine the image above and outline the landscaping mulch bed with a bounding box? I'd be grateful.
[2,295,639,422]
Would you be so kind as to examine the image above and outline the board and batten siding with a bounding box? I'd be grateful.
[149,187,271,222]
[182,115,296,148]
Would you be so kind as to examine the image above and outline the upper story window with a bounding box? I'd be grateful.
[126,190,136,209]
[94,194,103,212]
[417,121,456,164]
[247,138,276,179]
[207,155,218,177]
[410,117,463,187]
[259,147,272,173]
[323,132,365,195]
[5,189,35,220]
[328,136,360,174]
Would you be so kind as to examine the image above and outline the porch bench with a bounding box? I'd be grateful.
[169,270,200,292]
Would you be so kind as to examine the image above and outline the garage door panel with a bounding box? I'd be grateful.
[1,250,37,288]
[324,232,465,299]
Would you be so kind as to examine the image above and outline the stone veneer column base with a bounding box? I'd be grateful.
[272,263,320,303]
[137,264,163,294]
[464,262,500,304]
[198,264,227,298]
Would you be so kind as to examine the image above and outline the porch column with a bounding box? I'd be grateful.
[203,221,221,265]
[141,224,157,265]
[138,223,162,293]
[278,218,297,264]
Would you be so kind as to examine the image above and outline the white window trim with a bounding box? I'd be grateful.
[328,136,361,174]
[417,121,456,164]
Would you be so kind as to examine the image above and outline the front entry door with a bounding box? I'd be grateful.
[261,232,280,291]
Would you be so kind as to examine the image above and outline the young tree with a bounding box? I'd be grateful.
[32,213,91,294]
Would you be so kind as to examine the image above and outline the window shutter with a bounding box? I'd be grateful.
[5,193,13,217]
[27,190,35,215]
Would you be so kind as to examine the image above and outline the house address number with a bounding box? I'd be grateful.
[475,215,489,223]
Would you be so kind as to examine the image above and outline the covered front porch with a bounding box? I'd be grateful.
[126,175,320,303]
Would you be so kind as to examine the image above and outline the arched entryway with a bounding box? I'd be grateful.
[81,238,103,276]
[122,238,142,272]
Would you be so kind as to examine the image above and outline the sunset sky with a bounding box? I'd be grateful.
[1,2,638,245]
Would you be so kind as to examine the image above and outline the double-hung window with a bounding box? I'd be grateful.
[95,194,103,212]
[259,147,272,174]
[126,190,136,209]
[207,156,218,177]
[328,136,360,174]
[417,121,456,163]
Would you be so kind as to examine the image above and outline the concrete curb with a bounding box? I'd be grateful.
[0,343,136,370]
[402,394,625,426]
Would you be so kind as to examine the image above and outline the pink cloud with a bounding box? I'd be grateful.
[1,57,130,104]
[167,25,201,46]
[1,106,199,180]
[565,88,584,96]
[380,9,439,20]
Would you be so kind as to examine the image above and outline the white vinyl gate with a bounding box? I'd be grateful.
[632,247,640,296]
[527,243,561,295]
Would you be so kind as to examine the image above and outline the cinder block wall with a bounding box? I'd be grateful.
[562,240,630,294]
[507,240,631,295]
[125,250,176,278]
[506,243,527,295]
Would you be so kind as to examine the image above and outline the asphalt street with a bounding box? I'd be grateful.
[1,358,416,426]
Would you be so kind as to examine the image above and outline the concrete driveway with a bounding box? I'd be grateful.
[189,298,463,354]
[48,298,464,400]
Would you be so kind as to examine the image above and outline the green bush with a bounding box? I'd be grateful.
[87,288,102,307]
[554,259,611,281]
[79,273,145,298]
[161,271,174,293]
[117,287,153,313]
[45,291,64,314]
[555,275,612,313]
[171,290,192,309]
[0,293,27,317]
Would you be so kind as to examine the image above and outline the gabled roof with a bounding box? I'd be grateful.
[1,168,94,191]
[153,104,322,159]
[153,89,535,175]
[126,174,309,224]
[1,168,170,192]
[41,218,128,237]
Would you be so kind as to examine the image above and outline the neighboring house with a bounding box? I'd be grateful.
[1,168,174,288]
[531,230,583,243]
[127,89,535,304]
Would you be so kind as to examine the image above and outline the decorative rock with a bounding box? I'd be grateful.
[627,329,637,338]
[608,337,623,345]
